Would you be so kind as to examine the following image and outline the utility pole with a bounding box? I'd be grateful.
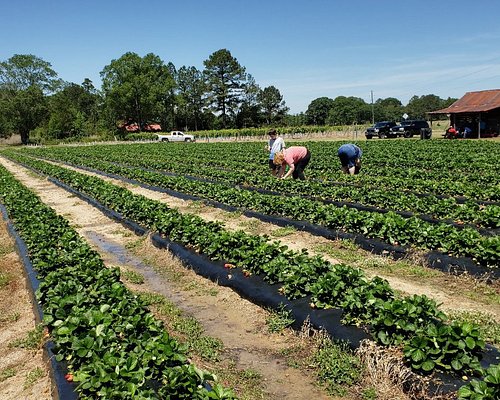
[371,90,375,124]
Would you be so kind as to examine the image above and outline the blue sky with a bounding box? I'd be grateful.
[1,0,500,114]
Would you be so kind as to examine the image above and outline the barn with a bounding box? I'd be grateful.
[429,89,500,138]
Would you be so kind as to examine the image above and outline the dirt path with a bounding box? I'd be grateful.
[0,159,335,399]
[0,218,52,399]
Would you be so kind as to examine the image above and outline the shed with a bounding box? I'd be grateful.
[428,89,500,138]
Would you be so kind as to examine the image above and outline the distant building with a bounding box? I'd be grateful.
[429,89,500,138]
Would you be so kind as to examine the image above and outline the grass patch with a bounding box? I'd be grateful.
[186,200,205,211]
[111,228,133,237]
[122,269,145,284]
[212,360,266,400]
[277,324,364,397]
[0,367,16,382]
[0,311,20,324]
[218,210,243,220]
[238,219,262,234]
[266,304,295,333]
[271,226,296,237]
[24,367,44,389]
[310,336,363,396]
[0,271,11,289]
[238,368,262,383]
[125,237,147,251]
[0,242,12,257]
[138,292,223,361]
[314,241,363,263]
[183,281,219,296]
[9,325,44,349]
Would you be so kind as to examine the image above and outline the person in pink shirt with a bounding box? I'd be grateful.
[273,146,311,180]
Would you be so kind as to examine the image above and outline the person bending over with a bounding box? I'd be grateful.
[338,143,362,175]
[273,146,311,180]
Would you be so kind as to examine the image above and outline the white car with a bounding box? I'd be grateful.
[157,131,195,142]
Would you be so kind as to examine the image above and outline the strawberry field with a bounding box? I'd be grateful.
[0,138,499,399]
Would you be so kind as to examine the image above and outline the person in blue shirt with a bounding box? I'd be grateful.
[338,143,362,175]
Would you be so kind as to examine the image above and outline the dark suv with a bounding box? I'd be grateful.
[390,120,432,138]
[365,121,397,139]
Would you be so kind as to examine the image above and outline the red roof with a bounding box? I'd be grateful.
[429,89,500,114]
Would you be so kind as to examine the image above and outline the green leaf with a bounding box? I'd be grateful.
[421,360,435,372]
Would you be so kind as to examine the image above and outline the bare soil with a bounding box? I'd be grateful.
[0,155,498,399]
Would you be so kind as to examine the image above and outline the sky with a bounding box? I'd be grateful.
[1,0,500,114]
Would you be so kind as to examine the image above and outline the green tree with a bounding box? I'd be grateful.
[375,97,404,122]
[236,74,262,128]
[257,85,289,125]
[405,94,445,119]
[159,62,177,131]
[283,112,307,126]
[3,86,48,143]
[46,80,100,138]
[176,66,206,131]
[203,49,247,128]
[100,52,175,132]
[305,97,334,125]
[0,54,61,143]
[327,96,370,125]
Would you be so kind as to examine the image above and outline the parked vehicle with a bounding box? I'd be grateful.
[157,131,196,142]
[390,120,432,139]
[365,121,397,139]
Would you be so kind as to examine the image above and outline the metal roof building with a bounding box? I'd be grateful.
[429,89,500,138]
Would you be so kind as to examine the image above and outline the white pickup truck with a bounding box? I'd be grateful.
[157,131,195,142]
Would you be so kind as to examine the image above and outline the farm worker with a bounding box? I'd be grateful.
[266,129,286,176]
[273,146,311,180]
[338,143,362,175]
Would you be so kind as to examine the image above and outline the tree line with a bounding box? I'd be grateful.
[0,51,455,144]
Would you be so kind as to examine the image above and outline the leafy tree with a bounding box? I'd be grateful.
[405,94,445,120]
[283,112,307,126]
[327,96,370,125]
[203,49,247,128]
[0,54,61,143]
[374,97,404,122]
[46,81,100,138]
[176,66,207,131]
[305,97,334,125]
[257,85,289,125]
[236,74,262,128]
[0,54,61,93]
[3,86,48,143]
[100,52,175,132]
[159,62,177,131]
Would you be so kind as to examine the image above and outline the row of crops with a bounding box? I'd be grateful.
[0,138,499,398]
[9,140,499,271]
[0,163,236,399]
